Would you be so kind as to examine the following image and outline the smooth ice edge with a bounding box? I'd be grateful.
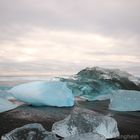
[52,107,120,139]
[109,90,140,111]
[1,123,58,140]
[9,81,74,107]
[64,132,106,140]
[0,98,18,113]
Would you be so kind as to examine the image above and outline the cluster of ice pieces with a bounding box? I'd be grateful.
[52,107,120,139]
[61,67,140,100]
[1,67,140,139]
[1,123,58,140]
[1,123,107,140]
[9,81,74,107]
[1,67,140,112]
[59,67,140,111]
[1,107,120,140]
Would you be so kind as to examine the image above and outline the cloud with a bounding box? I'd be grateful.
[0,0,140,76]
[0,0,140,36]
[0,28,140,76]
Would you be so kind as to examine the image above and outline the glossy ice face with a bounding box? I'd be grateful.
[10,81,74,107]
[52,107,120,139]
[1,123,59,140]
[109,90,140,111]
[61,67,140,101]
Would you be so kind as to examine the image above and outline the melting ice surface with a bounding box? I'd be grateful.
[109,90,140,111]
[59,67,140,111]
[64,133,106,140]
[9,81,74,107]
[1,123,106,140]
[1,67,140,111]
[1,123,59,140]
[52,107,120,139]
[61,67,140,100]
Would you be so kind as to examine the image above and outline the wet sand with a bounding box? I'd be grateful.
[0,100,140,140]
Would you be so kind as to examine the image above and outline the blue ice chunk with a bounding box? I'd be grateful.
[9,81,74,107]
[0,98,18,113]
[109,90,140,111]
[60,67,140,100]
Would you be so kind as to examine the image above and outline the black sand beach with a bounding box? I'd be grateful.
[0,100,140,140]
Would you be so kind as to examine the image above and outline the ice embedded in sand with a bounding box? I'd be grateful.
[109,90,140,111]
[52,107,119,139]
[9,81,74,107]
[64,132,106,140]
[1,123,58,140]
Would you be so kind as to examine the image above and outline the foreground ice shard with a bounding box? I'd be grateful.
[52,107,119,139]
[64,132,106,140]
[109,90,140,111]
[0,98,18,113]
[1,123,58,140]
[60,67,140,100]
[9,81,74,107]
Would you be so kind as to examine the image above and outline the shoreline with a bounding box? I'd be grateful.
[0,100,140,139]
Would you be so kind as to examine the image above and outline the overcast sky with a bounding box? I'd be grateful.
[0,0,140,76]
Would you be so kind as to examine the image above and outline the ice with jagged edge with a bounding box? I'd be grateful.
[52,107,120,139]
[64,132,106,140]
[1,123,58,140]
[9,81,74,107]
[109,90,140,111]
[60,67,140,101]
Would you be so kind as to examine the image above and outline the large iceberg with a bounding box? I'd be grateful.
[9,81,74,107]
[1,123,58,140]
[52,107,119,139]
[109,90,140,111]
[60,67,140,100]
[64,133,106,140]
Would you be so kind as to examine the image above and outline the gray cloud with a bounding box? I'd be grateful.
[0,0,140,37]
[0,0,140,76]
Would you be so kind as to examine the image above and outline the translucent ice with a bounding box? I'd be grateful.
[52,107,119,139]
[1,123,58,140]
[64,133,106,140]
[0,98,18,113]
[109,90,140,111]
[9,81,74,107]
[60,67,140,100]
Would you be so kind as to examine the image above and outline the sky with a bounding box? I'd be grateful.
[0,0,140,76]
